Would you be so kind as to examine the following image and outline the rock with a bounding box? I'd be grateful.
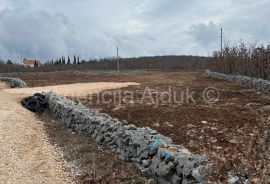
[137,142,149,156]
[172,174,182,184]
[148,139,168,156]
[227,171,248,184]
[0,77,26,88]
[182,161,194,176]
[201,120,208,124]
[122,120,129,125]
[175,155,190,175]
[138,150,149,161]
[75,124,84,132]
[206,70,270,95]
[95,135,104,143]
[159,147,177,163]
[149,156,162,175]
[126,145,137,158]
[146,127,158,134]
[191,165,212,182]
[157,177,171,184]
[103,133,113,143]
[156,161,174,177]
[142,159,152,168]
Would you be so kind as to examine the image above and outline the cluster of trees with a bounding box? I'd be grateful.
[52,54,80,65]
[0,55,208,73]
[210,42,270,80]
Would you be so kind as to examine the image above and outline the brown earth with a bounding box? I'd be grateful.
[9,70,270,182]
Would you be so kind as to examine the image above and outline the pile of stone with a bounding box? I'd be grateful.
[205,70,270,95]
[0,77,26,88]
[44,92,211,183]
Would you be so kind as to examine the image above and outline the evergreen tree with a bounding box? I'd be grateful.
[67,56,71,64]
[34,60,38,67]
[6,60,13,65]
[77,56,80,64]
[62,56,66,64]
[73,54,77,64]
[51,59,54,65]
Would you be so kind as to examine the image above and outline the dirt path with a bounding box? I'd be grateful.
[3,82,139,98]
[0,82,138,184]
[0,85,72,183]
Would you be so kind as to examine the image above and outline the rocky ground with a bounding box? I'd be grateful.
[9,70,270,182]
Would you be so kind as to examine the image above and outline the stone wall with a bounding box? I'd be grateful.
[0,77,26,88]
[205,70,270,95]
[45,92,211,184]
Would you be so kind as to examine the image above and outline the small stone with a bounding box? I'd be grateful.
[160,149,175,163]
[182,162,194,176]
[149,156,161,175]
[172,174,182,184]
[95,135,104,143]
[191,165,212,182]
[148,139,165,156]
[142,159,152,168]
[122,120,129,125]
[156,161,174,177]
[138,150,149,161]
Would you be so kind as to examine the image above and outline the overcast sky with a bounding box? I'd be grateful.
[0,0,269,62]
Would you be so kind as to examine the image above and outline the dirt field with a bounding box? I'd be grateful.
[12,70,270,182]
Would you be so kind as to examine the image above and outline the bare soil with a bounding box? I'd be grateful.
[11,70,270,182]
[3,82,138,98]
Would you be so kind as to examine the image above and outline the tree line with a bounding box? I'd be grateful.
[52,54,80,65]
[0,55,208,73]
[209,42,270,80]
[1,44,269,81]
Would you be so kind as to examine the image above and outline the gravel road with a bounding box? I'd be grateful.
[0,83,72,183]
[3,82,139,98]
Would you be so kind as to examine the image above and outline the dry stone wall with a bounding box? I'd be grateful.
[205,70,270,95]
[45,92,211,184]
[0,77,26,88]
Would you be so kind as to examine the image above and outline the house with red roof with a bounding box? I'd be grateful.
[21,58,42,67]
